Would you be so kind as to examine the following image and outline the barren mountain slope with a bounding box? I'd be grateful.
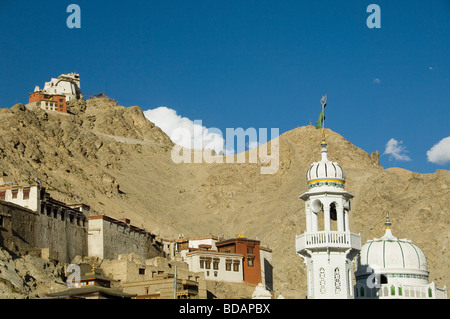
[0,97,448,299]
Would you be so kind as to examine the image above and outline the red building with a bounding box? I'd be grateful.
[29,91,67,113]
[216,236,262,285]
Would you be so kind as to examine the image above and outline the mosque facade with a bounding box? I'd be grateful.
[296,133,447,299]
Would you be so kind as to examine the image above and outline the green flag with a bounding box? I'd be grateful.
[315,110,324,129]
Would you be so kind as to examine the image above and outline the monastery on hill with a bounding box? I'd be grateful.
[27,73,82,113]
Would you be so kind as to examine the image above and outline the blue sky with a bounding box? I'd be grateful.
[0,0,449,173]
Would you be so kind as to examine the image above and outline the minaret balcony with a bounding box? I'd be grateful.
[296,231,361,253]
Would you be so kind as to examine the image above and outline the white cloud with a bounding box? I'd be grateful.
[372,78,381,84]
[427,136,450,165]
[383,138,411,161]
[143,106,233,155]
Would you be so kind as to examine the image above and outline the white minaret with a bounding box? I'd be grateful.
[296,137,361,299]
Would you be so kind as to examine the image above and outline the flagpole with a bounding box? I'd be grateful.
[321,94,327,139]
[322,101,324,138]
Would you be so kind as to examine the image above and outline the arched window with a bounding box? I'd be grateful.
[330,202,337,221]
[391,285,396,296]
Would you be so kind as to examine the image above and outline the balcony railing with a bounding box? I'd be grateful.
[296,231,361,252]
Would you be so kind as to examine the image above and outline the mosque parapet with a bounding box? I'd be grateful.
[296,230,361,253]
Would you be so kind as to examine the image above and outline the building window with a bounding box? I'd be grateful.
[247,257,254,267]
[23,188,30,200]
[200,259,205,269]
[205,258,211,269]
[0,191,5,200]
[225,260,231,271]
[213,259,219,270]
[214,271,218,277]
[247,246,254,254]
[139,268,145,275]
[233,262,239,272]
[12,189,18,199]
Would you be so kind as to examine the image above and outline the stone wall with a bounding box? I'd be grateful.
[88,216,163,261]
[0,200,87,263]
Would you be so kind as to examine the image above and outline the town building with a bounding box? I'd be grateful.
[0,179,164,265]
[91,252,207,299]
[87,215,162,261]
[216,236,264,285]
[173,235,273,289]
[122,272,204,299]
[296,138,361,299]
[183,249,244,283]
[45,265,135,299]
[0,180,88,263]
[354,216,447,299]
[0,177,273,298]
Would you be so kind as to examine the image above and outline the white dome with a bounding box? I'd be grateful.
[307,139,345,190]
[360,235,428,272]
[357,217,429,285]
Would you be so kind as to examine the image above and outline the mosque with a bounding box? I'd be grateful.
[295,101,447,299]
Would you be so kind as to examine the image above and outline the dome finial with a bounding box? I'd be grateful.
[321,138,328,161]
[381,214,396,240]
[385,214,391,229]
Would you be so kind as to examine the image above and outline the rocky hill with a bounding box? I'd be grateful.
[0,97,448,298]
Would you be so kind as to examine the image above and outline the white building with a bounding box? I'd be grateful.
[296,138,361,299]
[0,182,40,211]
[37,72,82,101]
[174,235,273,287]
[355,216,447,299]
[87,216,161,261]
[182,250,243,283]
